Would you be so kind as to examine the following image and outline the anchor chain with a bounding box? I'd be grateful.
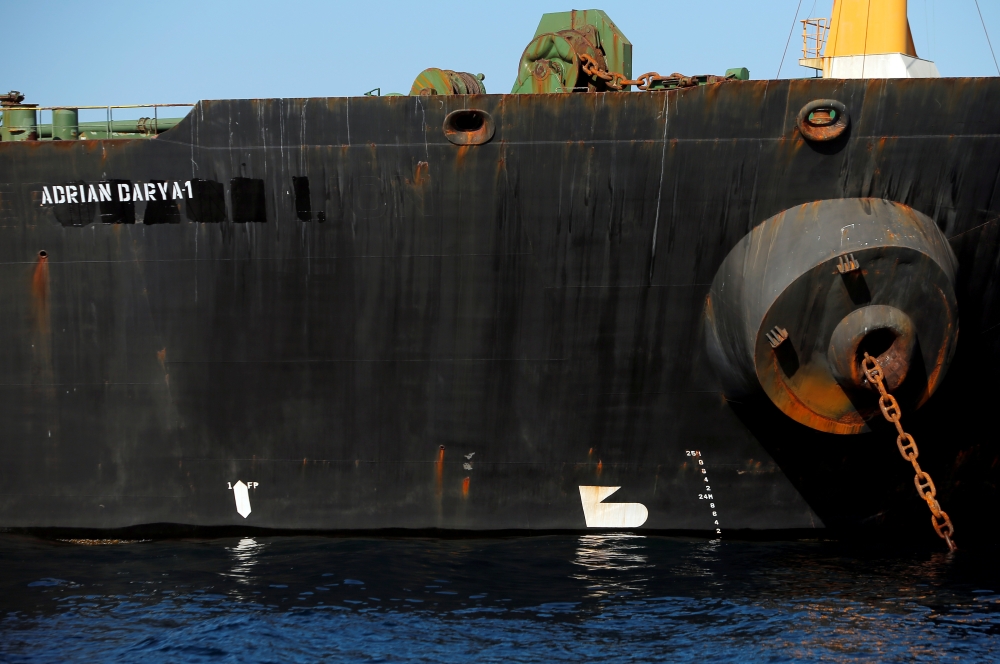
[578,53,727,91]
[579,53,628,89]
[861,352,957,552]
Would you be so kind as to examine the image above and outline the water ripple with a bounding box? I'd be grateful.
[0,535,997,662]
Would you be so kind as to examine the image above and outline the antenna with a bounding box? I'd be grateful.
[777,0,806,78]
[974,0,1000,76]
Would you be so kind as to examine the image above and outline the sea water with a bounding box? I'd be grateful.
[0,534,997,662]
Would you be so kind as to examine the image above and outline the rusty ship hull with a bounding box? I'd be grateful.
[1,78,999,542]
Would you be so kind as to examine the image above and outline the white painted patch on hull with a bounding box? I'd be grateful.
[233,480,252,518]
[578,486,648,528]
[825,53,940,79]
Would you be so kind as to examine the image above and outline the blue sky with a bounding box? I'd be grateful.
[17,0,1000,110]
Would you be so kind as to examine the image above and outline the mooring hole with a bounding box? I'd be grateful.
[857,327,897,364]
[449,111,485,133]
[807,109,837,126]
[38,250,47,258]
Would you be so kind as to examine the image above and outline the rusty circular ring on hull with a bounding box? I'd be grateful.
[705,199,958,435]
[827,305,916,392]
[753,247,956,433]
[443,109,495,146]
[796,99,849,142]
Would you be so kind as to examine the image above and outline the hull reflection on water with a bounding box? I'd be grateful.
[572,534,652,600]
[224,537,265,586]
[0,536,997,661]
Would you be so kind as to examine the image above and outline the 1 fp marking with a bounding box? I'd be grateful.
[227,480,258,518]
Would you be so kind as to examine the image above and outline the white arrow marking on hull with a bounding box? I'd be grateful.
[233,480,252,518]
[578,486,648,528]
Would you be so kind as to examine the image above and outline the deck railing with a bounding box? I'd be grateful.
[2,103,194,139]
[799,18,830,71]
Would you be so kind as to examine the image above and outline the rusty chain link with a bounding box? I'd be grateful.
[861,352,957,552]
[579,53,625,88]
[578,53,726,91]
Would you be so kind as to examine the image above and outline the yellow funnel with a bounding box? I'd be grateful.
[826,0,917,58]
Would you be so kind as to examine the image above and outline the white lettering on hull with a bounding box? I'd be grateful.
[37,180,193,206]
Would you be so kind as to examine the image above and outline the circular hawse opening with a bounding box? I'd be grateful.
[856,327,898,365]
[442,109,495,146]
[450,111,485,133]
[38,250,47,258]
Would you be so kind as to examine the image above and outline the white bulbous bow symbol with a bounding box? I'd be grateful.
[578,486,648,528]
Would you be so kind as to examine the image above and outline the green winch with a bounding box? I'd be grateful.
[403,9,749,97]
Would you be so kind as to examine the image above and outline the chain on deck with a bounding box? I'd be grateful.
[578,53,731,91]
[861,353,957,552]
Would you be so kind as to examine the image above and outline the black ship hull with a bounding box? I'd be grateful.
[1,78,999,542]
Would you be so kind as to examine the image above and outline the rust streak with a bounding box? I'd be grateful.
[435,445,445,497]
[414,160,429,185]
[32,253,49,312]
[30,251,55,399]
[156,348,170,386]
